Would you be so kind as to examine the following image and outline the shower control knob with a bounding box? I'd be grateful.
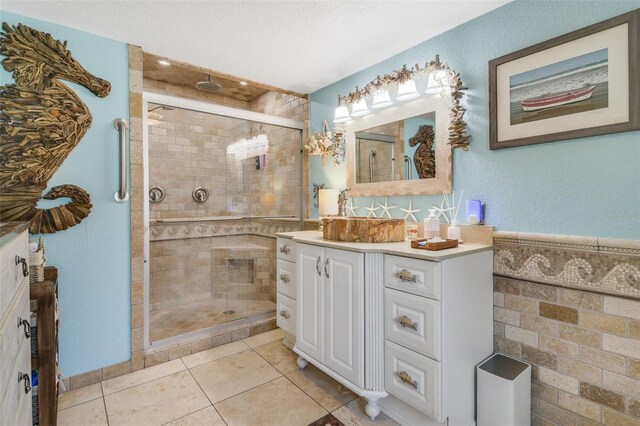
[192,187,209,203]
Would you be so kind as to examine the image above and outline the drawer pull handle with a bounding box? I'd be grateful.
[18,372,31,394]
[397,315,418,331]
[279,310,290,319]
[324,258,330,279]
[316,256,322,276]
[396,371,418,389]
[17,317,31,339]
[395,269,416,283]
[280,245,290,255]
[15,255,29,277]
[279,274,290,283]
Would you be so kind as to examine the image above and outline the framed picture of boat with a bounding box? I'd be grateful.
[489,9,639,149]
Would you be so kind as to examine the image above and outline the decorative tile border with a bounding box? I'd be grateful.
[150,218,317,241]
[493,232,640,299]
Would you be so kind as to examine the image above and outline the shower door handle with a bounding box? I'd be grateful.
[113,119,129,202]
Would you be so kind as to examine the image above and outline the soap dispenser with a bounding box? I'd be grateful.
[424,209,440,240]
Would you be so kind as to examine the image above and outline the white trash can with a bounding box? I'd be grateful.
[477,353,531,426]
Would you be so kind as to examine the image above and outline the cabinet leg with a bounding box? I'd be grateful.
[296,356,308,370]
[364,397,380,421]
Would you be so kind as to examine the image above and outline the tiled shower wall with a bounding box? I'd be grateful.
[493,234,640,425]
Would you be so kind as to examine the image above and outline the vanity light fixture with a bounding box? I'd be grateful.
[334,105,351,124]
[425,69,451,95]
[350,98,370,117]
[331,54,470,150]
[396,79,419,101]
[158,59,170,66]
[372,89,393,109]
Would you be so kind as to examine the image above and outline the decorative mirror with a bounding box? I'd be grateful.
[339,55,469,197]
[346,97,451,196]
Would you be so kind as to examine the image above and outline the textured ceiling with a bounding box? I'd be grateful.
[2,1,509,94]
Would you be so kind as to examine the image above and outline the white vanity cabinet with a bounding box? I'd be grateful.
[296,243,364,387]
[0,224,33,426]
[276,238,297,341]
[279,231,493,426]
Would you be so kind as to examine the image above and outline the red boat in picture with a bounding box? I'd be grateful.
[521,84,596,111]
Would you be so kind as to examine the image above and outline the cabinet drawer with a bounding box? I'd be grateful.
[384,255,440,300]
[0,337,31,426]
[276,259,296,300]
[385,288,440,360]
[0,282,31,395]
[0,231,29,320]
[276,293,296,336]
[276,238,296,262]
[385,340,441,421]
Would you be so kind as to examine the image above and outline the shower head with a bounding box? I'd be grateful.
[195,75,222,93]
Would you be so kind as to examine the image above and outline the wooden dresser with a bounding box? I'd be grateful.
[0,223,33,426]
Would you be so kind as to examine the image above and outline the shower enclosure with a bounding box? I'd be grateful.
[143,93,304,348]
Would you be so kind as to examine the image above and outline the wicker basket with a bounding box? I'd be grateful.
[29,237,46,284]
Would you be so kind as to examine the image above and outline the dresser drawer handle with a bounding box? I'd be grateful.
[15,255,29,277]
[18,372,31,394]
[395,269,416,283]
[279,310,290,319]
[279,274,290,283]
[396,371,418,389]
[397,315,418,331]
[279,245,290,255]
[17,317,31,339]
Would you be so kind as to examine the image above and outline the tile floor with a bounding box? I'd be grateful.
[58,329,400,426]
[150,299,276,341]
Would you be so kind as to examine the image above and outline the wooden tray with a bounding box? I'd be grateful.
[410,238,459,251]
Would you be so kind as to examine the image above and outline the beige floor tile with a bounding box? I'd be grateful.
[57,398,108,426]
[242,328,285,348]
[102,358,185,395]
[215,376,328,426]
[104,371,210,426]
[286,364,358,412]
[182,340,250,369]
[58,382,103,410]
[332,399,399,426]
[190,350,281,403]
[254,340,299,374]
[163,406,226,426]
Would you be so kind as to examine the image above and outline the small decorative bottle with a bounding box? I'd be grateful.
[424,209,440,240]
[447,219,461,241]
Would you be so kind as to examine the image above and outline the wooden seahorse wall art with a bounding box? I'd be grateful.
[0,22,111,234]
[408,124,436,179]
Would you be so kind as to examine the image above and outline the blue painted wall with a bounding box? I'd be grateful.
[1,11,130,376]
[310,1,640,239]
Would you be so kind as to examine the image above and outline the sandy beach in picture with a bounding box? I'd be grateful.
[509,48,608,125]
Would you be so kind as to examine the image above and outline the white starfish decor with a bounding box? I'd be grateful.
[363,200,380,218]
[431,198,454,224]
[400,199,421,222]
[377,197,398,218]
[346,199,360,216]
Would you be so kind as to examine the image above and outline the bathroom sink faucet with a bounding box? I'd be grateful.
[337,188,350,217]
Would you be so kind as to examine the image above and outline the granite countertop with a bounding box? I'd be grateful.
[0,222,30,247]
[276,230,493,262]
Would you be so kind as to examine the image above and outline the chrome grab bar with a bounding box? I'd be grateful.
[113,118,129,202]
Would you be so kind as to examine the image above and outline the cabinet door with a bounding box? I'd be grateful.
[296,244,324,362]
[324,248,364,387]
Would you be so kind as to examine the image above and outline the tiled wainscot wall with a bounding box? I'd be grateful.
[493,233,640,425]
